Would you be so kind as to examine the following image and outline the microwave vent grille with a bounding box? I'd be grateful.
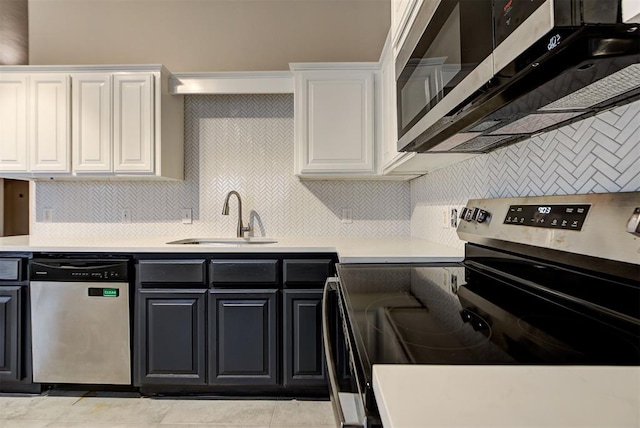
[539,63,640,111]
[449,135,517,152]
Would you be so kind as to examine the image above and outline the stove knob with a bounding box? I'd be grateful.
[626,207,640,236]
[459,207,468,220]
[462,207,474,222]
[472,208,490,223]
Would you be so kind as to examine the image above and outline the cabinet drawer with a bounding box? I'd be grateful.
[283,259,333,287]
[0,259,23,282]
[138,260,206,286]
[210,260,278,285]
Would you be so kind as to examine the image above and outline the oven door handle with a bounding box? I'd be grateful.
[322,277,365,428]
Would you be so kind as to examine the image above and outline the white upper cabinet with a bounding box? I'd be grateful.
[292,64,376,178]
[391,0,422,57]
[113,73,154,173]
[391,0,417,46]
[0,74,28,171]
[29,74,71,173]
[0,65,183,180]
[72,73,112,172]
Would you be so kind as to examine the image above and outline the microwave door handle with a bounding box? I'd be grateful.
[322,277,365,428]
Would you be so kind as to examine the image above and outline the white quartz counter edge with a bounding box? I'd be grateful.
[0,236,464,263]
[373,365,640,428]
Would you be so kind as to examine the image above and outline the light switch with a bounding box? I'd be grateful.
[122,209,131,223]
[182,208,193,224]
[342,208,352,224]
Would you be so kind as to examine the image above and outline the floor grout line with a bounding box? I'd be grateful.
[268,399,277,427]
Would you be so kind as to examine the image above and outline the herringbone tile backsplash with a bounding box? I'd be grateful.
[33,96,639,241]
[33,95,411,237]
[411,100,640,248]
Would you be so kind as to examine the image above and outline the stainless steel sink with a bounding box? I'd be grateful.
[166,237,278,245]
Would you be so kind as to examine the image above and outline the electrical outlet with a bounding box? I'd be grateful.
[182,208,192,224]
[342,208,353,224]
[121,209,132,223]
[43,209,53,223]
[441,206,450,229]
[441,270,450,289]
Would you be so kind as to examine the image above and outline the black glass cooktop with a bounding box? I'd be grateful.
[336,262,640,384]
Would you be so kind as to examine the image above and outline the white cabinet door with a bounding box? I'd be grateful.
[113,73,154,173]
[0,74,28,172]
[28,74,71,173]
[295,69,375,175]
[72,73,112,172]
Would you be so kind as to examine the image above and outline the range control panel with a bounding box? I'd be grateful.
[504,204,591,230]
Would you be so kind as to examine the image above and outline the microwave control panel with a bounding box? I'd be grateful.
[495,0,546,46]
[503,204,591,230]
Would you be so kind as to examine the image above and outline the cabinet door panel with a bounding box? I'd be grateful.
[29,74,70,172]
[283,290,326,387]
[113,73,154,173]
[0,75,28,171]
[208,290,277,385]
[136,289,206,385]
[72,74,112,172]
[295,70,375,174]
[0,287,21,381]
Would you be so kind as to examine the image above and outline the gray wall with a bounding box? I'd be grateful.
[28,0,390,71]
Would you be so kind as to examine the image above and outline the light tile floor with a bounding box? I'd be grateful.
[0,391,336,428]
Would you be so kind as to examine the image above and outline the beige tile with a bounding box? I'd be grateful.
[270,400,334,426]
[55,396,171,424]
[46,423,160,428]
[160,399,275,425]
[0,420,50,428]
[161,425,269,428]
[0,396,36,419]
[0,395,80,421]
[268,424,337,428]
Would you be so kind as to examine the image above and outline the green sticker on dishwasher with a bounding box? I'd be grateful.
[103,288,119,297]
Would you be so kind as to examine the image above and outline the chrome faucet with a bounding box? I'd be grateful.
[221,190,251,238]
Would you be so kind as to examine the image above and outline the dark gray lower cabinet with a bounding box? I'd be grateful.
[208,289,277,385]
[137,289,207,385]
[283,289,326,387]
[0,286,21,381]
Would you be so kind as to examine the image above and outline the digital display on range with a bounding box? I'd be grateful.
[504,204,590,230]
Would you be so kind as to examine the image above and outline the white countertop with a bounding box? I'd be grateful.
[373,365,640,428]
[0,235,464,263]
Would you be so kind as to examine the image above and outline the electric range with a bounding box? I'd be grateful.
[322,192,640,428]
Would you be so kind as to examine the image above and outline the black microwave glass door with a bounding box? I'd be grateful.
[397,0,494,138]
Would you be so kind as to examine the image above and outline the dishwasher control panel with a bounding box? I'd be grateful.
[30,259,129,282]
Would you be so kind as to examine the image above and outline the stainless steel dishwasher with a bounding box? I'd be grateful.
[29,259,131,385]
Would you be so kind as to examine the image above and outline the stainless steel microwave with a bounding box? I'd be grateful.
[396,0,640,154]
